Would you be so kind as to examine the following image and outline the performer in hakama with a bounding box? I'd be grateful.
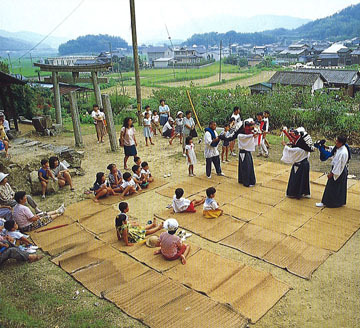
[316,136,350,208]
[219,119,258,187]
[280,127,315,199]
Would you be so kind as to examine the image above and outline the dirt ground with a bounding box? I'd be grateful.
[5,126,360,327]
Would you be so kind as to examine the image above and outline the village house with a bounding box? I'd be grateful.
[153,57,175,68]
[315,43,352,67]
[173,47,203,64]
[247,54,263,67]
[268,71,326,93]
[278,44,310,63]
[351,49,360,65]
[253,46,268,56]
[46,56,97,66]
[297,68,360,97]
[145,46,173,66]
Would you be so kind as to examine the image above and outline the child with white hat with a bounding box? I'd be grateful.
[154,218,190,265]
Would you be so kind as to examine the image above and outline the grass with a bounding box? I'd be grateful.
[3,57,50,77]
[0,254,144,328]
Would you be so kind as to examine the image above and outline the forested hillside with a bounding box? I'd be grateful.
[184,3,360,46]
[58,34,128,55]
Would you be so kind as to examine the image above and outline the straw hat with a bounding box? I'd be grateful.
[0,172,9,183]
[145,235,159,248]
[163,218,179,232]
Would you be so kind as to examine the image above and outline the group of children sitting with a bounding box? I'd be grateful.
[93,157,154,202]
[172,186,223,219]
[1,218,39,254]
[38,157,74,199]
[113,185,224,265]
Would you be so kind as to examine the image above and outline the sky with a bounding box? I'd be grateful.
[0,0,359,44]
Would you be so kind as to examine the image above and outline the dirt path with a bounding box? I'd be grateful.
[208,70,275,89]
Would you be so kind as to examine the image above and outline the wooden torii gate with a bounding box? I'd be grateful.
[34,62,118,151]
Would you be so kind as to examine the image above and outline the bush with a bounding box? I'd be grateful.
[149,85,360,143]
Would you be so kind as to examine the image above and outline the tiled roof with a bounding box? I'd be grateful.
[269,71,324,86]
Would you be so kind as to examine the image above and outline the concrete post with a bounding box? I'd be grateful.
[91,71,103,108]
[69,91,83,148]
[52,72,62,125]
[101,93,118,152]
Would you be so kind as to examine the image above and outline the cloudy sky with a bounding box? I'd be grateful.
[0,0,359,43]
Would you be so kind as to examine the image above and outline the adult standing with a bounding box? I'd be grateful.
[281,128,313,198]
[316,136,350,208]
[159,99,170,126]
[182,111,195,156]
[91,104,106,143]
[204,121,224,178]
[0,116,9,158]
[220,119,257,187]
[0,172,43,220]
[120,117,138,170]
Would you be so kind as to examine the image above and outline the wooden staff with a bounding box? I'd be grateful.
[35,224,69,233]
[186,90,203,131]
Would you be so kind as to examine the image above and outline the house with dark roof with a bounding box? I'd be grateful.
[269,71,326,93]
[145,46,173,66]
[351,49,360,65]
[249,82,272,95]
[296,68,360,97]
[316,44,352,67]
[173,47,203,64]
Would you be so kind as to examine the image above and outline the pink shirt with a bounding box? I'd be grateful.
[159,232,182,258]
[13,204,34,228]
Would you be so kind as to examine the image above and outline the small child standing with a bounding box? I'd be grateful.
[154,218,190,265]
[263,110,271,149]
[221,123,231,163]
[132,165,149,189]
[172,188,204,213]
[151,110,162,136]
[93,172,115,202]
[141,162,154,183]
[185,136,197,177]
[170,111,183,145]
[115,202,162,246]
[203,187,223,219]
[38,159,57,199]
[143,112,154,146]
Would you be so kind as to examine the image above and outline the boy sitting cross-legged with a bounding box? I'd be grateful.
[172,188,204,213]
[154,218,190,265]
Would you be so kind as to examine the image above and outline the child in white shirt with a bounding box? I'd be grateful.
[121,172,140,197]
[151,110,162,136]
[4,220,38,251]
[185,136,197,177]
[141,161,154,183]
[172,188,204,213]
[203,187,223,219]
[132,165,148,189]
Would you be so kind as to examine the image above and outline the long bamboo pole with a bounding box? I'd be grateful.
[186,90,203,131]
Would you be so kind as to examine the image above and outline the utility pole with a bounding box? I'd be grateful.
[7,53,13,73]
[219,40,222,82]
[129,0,142,125]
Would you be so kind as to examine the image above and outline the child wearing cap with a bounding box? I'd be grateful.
[203,187,223,219]
[154,218,190,265]
[115,202,162,246]
[172,188,204,213]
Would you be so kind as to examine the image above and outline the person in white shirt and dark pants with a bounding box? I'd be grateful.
[204,121,224,178]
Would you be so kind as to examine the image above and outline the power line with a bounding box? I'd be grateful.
[18,0,85,60]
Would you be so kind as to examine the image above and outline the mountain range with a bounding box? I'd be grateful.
[184,3,360,46]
